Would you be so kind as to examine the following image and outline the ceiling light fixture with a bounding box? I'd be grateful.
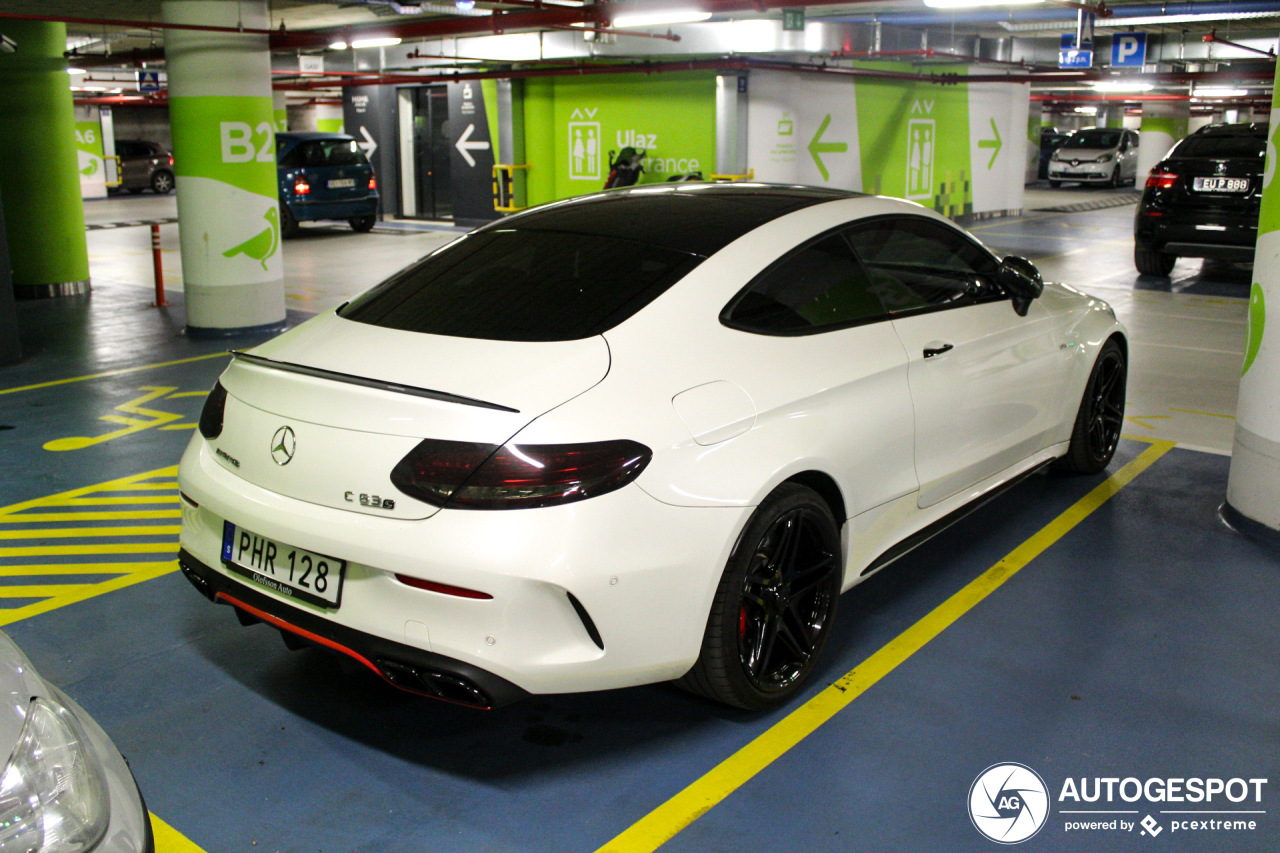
[329,41,348,50]
[350,37,402,49]
[611,9,713,28]
[67,67,87,75]
[1090,81,1154,92]
[925,0,1044,8]
[1074,106,1098,114]
[1193,87,1249,98]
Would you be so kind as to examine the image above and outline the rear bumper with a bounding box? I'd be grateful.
[1135,209,1257,259]
[179,548,528,708]
[177,436,746,700]
[286,196,378,222]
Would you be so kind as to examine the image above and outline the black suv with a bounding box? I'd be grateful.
[1134,122,1267,276]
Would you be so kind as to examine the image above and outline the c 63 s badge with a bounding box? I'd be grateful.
[346,492,395,510]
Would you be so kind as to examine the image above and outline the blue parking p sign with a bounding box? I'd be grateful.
[1112,33,1146,68]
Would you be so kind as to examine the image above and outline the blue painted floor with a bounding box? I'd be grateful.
[0,203,1275,852]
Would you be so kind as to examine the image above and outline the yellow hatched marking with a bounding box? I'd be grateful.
[159,423,199,430]
[0,563,170,576]
[149,813,208,853]
[0,467,182,624]
[0,511,182,523]
[0,469,178,516]
[44,386,186,451]
[0,526,181,540]
[166,391,210,398]
[596,440,1174,853]
[0,563,176,626]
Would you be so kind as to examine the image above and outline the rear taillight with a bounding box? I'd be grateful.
[199,381,227,440]
[1146,171,1179,190]
[168,154,174,166]
[391,439,652,510]
[294,177,311,195]
[368,175,377,191]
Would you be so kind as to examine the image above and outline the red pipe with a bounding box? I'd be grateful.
[1203,29,1277,59]
[150,224,168,308]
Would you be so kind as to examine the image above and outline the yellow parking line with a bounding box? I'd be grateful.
[0,584,96,598]
[60,497,181,506]
[1169,407,1235,420]
[0,511,182,523]
[149,813,209,853]
[0,352,229,396]
[0,469,178,516]
[596,439,1175,853]
[0,563,170,576]
[0,526,181,540]
[0,543,178,557]
[112,483,179,491]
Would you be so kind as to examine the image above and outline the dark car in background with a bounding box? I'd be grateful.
[112,139,174,194]
[276,132,379,237]
[1133,122,1267,276]
[1038,130,1068,180]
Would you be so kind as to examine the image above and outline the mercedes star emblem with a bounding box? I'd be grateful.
[270,426,296,466]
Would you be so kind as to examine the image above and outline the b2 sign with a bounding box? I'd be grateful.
[1112,33,1146,68]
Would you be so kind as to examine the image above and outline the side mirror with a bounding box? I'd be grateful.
[999,256,1043,316]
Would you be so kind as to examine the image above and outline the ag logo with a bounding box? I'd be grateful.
[270,426,296,466]
[968,763,1049,844]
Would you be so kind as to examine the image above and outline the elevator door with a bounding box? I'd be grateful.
[412,87,452,221]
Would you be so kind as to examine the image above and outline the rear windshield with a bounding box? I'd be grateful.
[278,139,367,169]
[1060,130,1122,149]
[337,228,701,342]
[1173,135,1267,159]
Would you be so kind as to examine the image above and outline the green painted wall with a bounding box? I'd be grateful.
[0,21,90,290]
[522,72,717,205]
[853,64,973,215]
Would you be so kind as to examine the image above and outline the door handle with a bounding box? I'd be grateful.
[923,343,954,359]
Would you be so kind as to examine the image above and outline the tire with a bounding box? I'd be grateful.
[1049,179,1061,188]
[349,214,376,233]
[1056,339,1127,475]
[280,204,301,239]
[677,483,842,710]
[1109,166,1122,188]
[1134,242,1175,276]
[151,171,174,194]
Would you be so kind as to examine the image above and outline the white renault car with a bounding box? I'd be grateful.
[177,184,1126,711]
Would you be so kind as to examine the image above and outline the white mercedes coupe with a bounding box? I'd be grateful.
[177,184,1127,710]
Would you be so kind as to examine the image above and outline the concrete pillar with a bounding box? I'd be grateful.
[0,21,90,298]
[0,194,20,365]
[1027,101,1043,183]
[272,91,288,132]
[163,0,285,335]
[1102,104,1125,129]
[1136,100,1189,186]
[1225,66,1280,540]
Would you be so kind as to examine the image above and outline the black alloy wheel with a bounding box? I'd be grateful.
[678,484,842,710]
[1057,340,1127,474]
[349,214,376,233]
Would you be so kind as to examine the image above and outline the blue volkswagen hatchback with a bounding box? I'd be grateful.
[276,132,379,236]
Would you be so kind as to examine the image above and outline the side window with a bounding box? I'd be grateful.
[722,234,885,334]
[843,217,1001,314]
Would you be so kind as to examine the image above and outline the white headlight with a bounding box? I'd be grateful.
[1095,153,1114,163]
[0,698,109,853]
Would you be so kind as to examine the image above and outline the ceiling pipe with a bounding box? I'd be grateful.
[830,47,1058,71]
[0,10,281,36]
[547,24,682,42]
[1204,29,1277,59]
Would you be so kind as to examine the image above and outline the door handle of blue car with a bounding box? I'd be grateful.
[923,343,954,359]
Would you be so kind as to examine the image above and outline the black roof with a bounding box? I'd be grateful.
[492,183,862,257]
[1192,122,1268,137]
[276,131,357,143]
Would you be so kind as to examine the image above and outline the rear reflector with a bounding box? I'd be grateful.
[395,574,493,599]
[1146,171,1178,190]
[391,438,652,510]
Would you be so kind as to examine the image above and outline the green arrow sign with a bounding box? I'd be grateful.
[978,118,1002,170]
[808,114,847,182]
